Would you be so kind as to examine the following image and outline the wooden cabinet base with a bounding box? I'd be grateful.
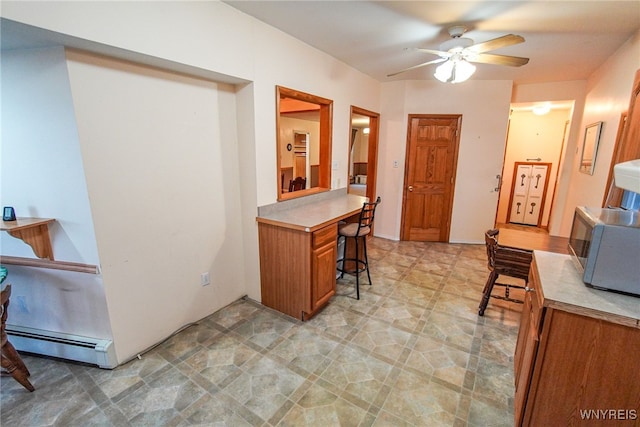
[258,222,337,320]
[514,255,640,426]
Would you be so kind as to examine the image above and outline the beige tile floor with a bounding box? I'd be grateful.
[1,237,528,426]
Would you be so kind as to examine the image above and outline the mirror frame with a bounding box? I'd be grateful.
[276,86,333,201]
[579,121,603,175]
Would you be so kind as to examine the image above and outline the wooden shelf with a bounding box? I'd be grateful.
[1,218,56,260]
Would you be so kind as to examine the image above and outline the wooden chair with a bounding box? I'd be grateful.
[1,284,35,391]
[478,229,533,316]
[337,197,381,299]
[289,176,306,192]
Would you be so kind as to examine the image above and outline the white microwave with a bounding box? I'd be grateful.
[568,206,640,297]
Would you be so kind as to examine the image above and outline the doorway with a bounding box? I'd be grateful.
[400,114,461,242]
[496,103,573,232]
[348,106,379,203]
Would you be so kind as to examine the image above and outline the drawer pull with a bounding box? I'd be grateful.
[525,287,535,293]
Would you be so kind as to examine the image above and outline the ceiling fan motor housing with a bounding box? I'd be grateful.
[440,37,474,53]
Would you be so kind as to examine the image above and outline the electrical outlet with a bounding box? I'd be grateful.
[201,272,210,286]
[393,160,399,168]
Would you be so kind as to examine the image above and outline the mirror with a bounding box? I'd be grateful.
[349,114,370,197]
[579,121,603,175]
[277,86,332,200]
[348,106,380,202]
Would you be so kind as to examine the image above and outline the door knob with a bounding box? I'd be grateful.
[408,186,414,192]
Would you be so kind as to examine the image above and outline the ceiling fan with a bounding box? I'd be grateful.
[388,26,529,83]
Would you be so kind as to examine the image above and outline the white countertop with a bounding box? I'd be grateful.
[534,250,640,328]
[256,191,368,232]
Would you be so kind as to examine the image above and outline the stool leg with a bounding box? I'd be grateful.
[1,342,35,392]
[478,271,498,316]
[362,236,372,286]
[354,236,360,300]
[336,236,344,279]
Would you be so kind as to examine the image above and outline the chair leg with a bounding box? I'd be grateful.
[1,342,35,392]
[478,271,498,316]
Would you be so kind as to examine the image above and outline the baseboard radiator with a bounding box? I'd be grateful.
[6,324,117,369]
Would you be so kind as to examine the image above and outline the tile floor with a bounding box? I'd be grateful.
[1,237,529,426]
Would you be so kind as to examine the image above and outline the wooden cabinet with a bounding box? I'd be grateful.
[514,255,640,426]
[258,222,337,320]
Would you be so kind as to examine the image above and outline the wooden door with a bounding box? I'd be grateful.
[294,154,307,180]
[401,115,461,241]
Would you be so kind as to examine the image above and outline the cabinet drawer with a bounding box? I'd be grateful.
[313,224,337,248]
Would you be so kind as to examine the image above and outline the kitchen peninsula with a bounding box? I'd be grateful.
[515,250,640,426]
[256,190,367,320]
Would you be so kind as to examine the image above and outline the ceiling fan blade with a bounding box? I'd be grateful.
[468,34,525,53]
[468,52,529,67]
[387,58,447,77]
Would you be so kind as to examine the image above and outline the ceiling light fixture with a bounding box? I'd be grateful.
[532,104,551,115]
[363,127,370,135]
[434,53,476,84]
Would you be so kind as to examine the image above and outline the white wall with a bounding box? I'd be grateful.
[377,79,513,243]
[558,31,640,235]
[64,50,247,362]
[1,1,381,363]
[1,47,112,338]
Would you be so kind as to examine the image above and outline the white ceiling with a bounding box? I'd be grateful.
[224,0,640,85]
[2,1,638,86]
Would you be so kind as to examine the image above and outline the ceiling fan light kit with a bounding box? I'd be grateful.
[388,26,529,83]
[434,57,476,83]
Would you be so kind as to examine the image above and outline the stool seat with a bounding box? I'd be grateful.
[338,223,370,237]
[337,197,381,299]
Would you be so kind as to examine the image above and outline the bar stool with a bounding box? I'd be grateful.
[1,268,35,391]
[337,197,381,299]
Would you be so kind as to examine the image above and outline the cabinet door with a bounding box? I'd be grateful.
[514,294,540,427]
[311,240,336,313]
[306,224,337,316]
